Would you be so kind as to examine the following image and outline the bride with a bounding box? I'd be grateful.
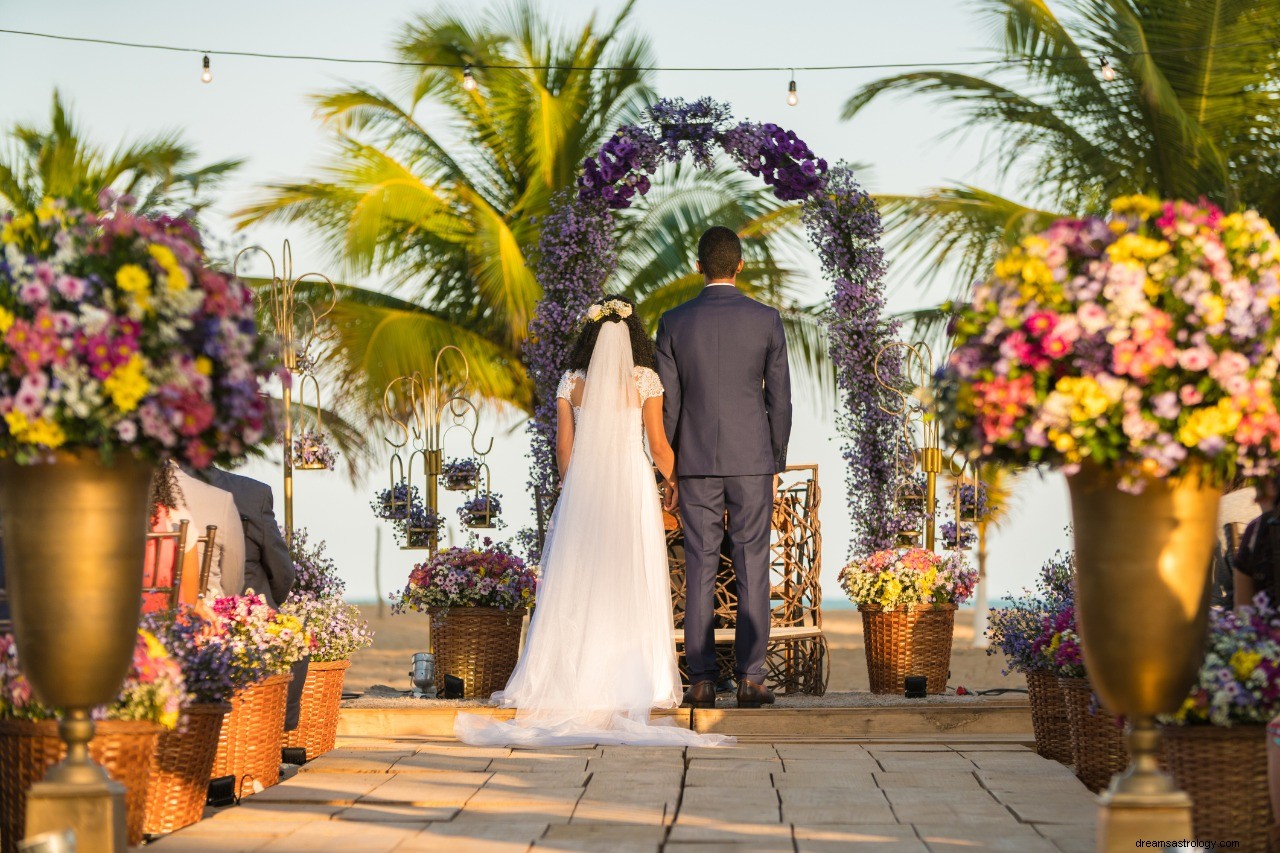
[454,297,732,747]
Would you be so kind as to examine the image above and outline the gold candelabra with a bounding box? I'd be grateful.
[233,241,337,546]
[873,340,984,554]
[382,346,494,555]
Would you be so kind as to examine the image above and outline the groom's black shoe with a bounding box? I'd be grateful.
[736,678,775,709]
[682,680,717,709]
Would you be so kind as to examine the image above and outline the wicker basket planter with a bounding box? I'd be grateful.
[1058,675,1128,792]
[859,604,955,695]
[429,607,526,699]
[211,672,291,794]
[1160,724,1272,851]
[0,718,160,852]
[282,659,351,761]
[145,703,227,836]
[1026,669,1072,764]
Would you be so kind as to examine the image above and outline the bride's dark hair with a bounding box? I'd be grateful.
[566,296,657,372]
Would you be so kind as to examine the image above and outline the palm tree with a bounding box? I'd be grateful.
[844,0,1280,302]
[0,91,241,217]
[236,0,809,433]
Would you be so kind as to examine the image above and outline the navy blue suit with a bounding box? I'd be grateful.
[656,285,792,682]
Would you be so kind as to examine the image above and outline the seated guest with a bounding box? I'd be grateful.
[187,467,295,607]
[1212,479,1259,608]
[186,467,305,733]
[1234,475,1280,609]
[143,463,245,612]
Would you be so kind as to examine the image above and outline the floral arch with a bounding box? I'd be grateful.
[525,98,900,556]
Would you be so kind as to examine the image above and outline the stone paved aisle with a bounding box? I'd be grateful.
[143,739,1095,852]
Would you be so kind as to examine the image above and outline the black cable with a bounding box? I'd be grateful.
[0,26,1275,74]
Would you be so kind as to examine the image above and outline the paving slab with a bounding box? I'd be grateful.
[915,823,1060,851]
[247,772,397,804]
[685,767,774,787]
[298,749,413,773]
[794,823,926,852]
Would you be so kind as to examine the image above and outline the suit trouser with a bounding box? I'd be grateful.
[679,474,773,683]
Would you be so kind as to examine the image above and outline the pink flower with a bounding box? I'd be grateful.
[54,276,87,301]
[1077,303,1109,335]
[1210,350,1250,383]
[185,440,214,469]
[1178,347,1214,372]
[1179,385,1204,406]
[18,281,49,305]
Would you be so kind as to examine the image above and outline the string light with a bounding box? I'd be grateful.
[1099,55,1115,82]
[200,54,212,84]
[461,64,477,91]
[786,71,798,106]
[0,27,1269,76]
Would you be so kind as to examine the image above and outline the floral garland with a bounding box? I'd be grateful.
[525,97,899,554]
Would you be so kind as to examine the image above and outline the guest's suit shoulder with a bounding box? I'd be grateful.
[207,469,273,506]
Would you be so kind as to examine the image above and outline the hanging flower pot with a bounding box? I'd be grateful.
[371,481,417,521]
[459,492,502,529]
[292,430,337,471]
[442,458,481,492]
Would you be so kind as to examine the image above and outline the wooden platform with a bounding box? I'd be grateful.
[335,697,1033,742]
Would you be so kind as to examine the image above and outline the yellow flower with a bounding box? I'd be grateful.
[1110,195,1162,219]
[0,307,13,334]
[4,411,66,448]
[1202,294,1226,325]
[1053,376,1112,422]
[140,629,168,662]
[1229,649,1262,682]
[195,357,213,376]
[103,354,151,413]
[1177,399,1242,448]
[148,245,189,291]
[34,197,61,225]
[1107,234,1171,267]
[116,264,151,294]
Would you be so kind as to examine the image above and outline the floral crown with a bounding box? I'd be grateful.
[585,299,633,322]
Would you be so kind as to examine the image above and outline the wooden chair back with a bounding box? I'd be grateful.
[195,525,219,598]
[143,519,191,610]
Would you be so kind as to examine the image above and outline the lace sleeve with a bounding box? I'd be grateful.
[556,371,581,402]
[635,366,664,402]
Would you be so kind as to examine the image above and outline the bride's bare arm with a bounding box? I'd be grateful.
[556,397,575,481]
[643,395,675,483]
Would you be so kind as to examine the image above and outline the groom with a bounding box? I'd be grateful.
[656,226,792,709]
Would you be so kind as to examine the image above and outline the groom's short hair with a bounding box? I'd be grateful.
[698,226,742,280]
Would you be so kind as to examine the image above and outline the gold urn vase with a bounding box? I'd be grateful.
[0,450,154,851]
[1066,464,1219,844]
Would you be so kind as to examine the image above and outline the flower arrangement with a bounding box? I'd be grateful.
[527,98,897,557]
[392,540,538,613]
[987,549,1076,675]
[442,457,480,489]
[1161,594,1280,727]
[209,594,310,677]
[287,527,346,603]
[291,431,337,470]
[939,520,976,550]
[837,547,977,610]
[142,601,268,705]
[280,596,374,663]
[371,482,419,520]
[939,196,1280,488]
[0,196,273,467]
[371,483,443,546]
[952,482,989,521]
[0,629,184,728]
[459,492,502,526]
[1031,605,1086,678]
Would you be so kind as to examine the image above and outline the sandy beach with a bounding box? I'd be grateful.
[343,605,1025,698]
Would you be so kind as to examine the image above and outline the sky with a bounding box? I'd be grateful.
[0,0,1073,610]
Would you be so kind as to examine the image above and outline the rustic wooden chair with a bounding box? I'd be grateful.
[142,519,191,610]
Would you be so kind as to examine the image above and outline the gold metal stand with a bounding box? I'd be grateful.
[383,347,494,555]
[234,242,336,546]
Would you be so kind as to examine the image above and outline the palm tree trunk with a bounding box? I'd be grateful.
[971,520,990,649]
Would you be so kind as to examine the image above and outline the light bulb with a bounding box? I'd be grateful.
[1099,56,1115,82]
[201,54,213,84]
[462,65,477,92]
[786,78,798,107]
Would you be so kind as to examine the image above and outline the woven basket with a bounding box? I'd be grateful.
[1160,724,1272,851]
[1026,669,1072,764]
[211,673,291,794]
[0,718,160,852]
[145,703,227,836]
[282,659,350,761]
[1058,676,1128,792]
[859,604,955,694]
[429,607,526,699]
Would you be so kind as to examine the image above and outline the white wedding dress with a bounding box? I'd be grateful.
[454,323,732,747]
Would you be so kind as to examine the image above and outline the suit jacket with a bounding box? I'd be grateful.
[192,468,295,607]
[656,285,792,477]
